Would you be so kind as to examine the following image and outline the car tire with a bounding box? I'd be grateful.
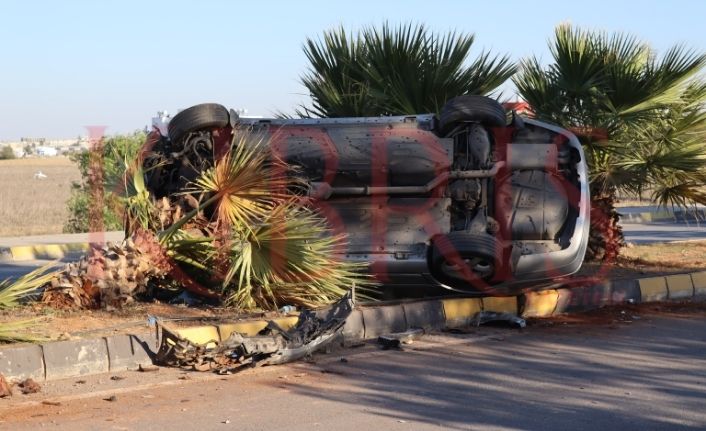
[438,95,506,135]
[168,103,230,144]
[430,231,499,285]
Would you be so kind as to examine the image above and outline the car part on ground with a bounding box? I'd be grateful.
[155,292,354,373]
[471,311,526,328]
[377,328,424,349]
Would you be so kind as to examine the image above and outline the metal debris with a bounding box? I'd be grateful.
[377,329,424,349]
[155,292,353,373]
[471,311,526,328]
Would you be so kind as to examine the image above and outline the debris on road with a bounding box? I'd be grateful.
[0,373,12,397]
[155,292,353,373]
[472,311,526,328]
[17,378,41,394]
[377,328,424,349]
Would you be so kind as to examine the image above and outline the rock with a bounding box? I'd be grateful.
[0,373,12,397]
[18,378,41,394]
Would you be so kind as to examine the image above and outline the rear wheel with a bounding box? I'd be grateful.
[168,103,230,144]
[430,232,499,287]
[439,95,506,135]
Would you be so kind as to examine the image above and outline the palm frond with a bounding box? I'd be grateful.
[0,318,48,343]
[517,23,706,211]
[179,132,295,236]
[0,264,58,309]
[297,22,515,117]
[221,204,371,310]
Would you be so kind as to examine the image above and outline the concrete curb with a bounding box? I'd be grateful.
[620,208,706,224]
[0,243,90,262]
[1,270,705,382]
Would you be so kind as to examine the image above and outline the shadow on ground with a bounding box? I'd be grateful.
[277,314,706,430]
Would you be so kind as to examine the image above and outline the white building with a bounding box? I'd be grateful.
[35,146,59,157]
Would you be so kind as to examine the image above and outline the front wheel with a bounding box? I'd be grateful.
[438,95,507,135]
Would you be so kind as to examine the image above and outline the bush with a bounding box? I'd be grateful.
[0,145,15,160]
[64,131,146,233]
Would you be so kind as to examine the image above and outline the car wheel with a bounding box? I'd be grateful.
[430,232,499,285]
[438,95,506,135]
[168,103,230,144]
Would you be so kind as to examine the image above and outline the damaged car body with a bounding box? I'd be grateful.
[147,95,590,297]
[155,292,354,371]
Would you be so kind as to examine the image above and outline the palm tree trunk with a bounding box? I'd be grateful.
[42,230,172,309]
[586,186,624,261]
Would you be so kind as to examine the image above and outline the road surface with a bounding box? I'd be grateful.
[1,309,705,430]
[621,221,706,244]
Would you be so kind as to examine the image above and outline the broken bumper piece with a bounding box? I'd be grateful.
[155,292,354,373]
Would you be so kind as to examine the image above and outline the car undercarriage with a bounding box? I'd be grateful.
[146,96,590,297]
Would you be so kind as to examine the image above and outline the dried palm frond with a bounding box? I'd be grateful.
[43,230,172,309]
[0,318,47,343]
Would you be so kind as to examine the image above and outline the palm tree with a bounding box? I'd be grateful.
[514,25,706,260]
[298,22,515,117]
[43,131,368,310]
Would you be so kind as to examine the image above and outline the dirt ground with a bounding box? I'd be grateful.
[526,300,706,327]
[573,240,706,281]
[2,241,703,341]
[0,302,289,340]
[0,158,80,237]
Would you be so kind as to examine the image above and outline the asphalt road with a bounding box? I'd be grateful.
[1,309,705,430]
[621,221,706,244]
[0,259,65,282]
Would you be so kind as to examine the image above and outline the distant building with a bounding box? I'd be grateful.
[35,146,58,157]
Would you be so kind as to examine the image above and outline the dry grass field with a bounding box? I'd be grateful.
[0,157,80,237]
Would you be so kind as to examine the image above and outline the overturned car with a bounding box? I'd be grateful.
[149,96,589,297]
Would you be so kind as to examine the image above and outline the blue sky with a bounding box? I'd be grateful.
[1,0,704,140]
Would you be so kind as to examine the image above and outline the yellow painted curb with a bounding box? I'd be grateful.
[9,246,36,261]
[651,211,673,221]
[639,213,653,222]
[482,296,518,314]
[691,271,706,297]
[522,290,559,317]
[175,325,220,348]
[639,277,668,302]
[217,316,299,339]
[441,298,482,328]
[665,274,694,299]
[7,243,90,261]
